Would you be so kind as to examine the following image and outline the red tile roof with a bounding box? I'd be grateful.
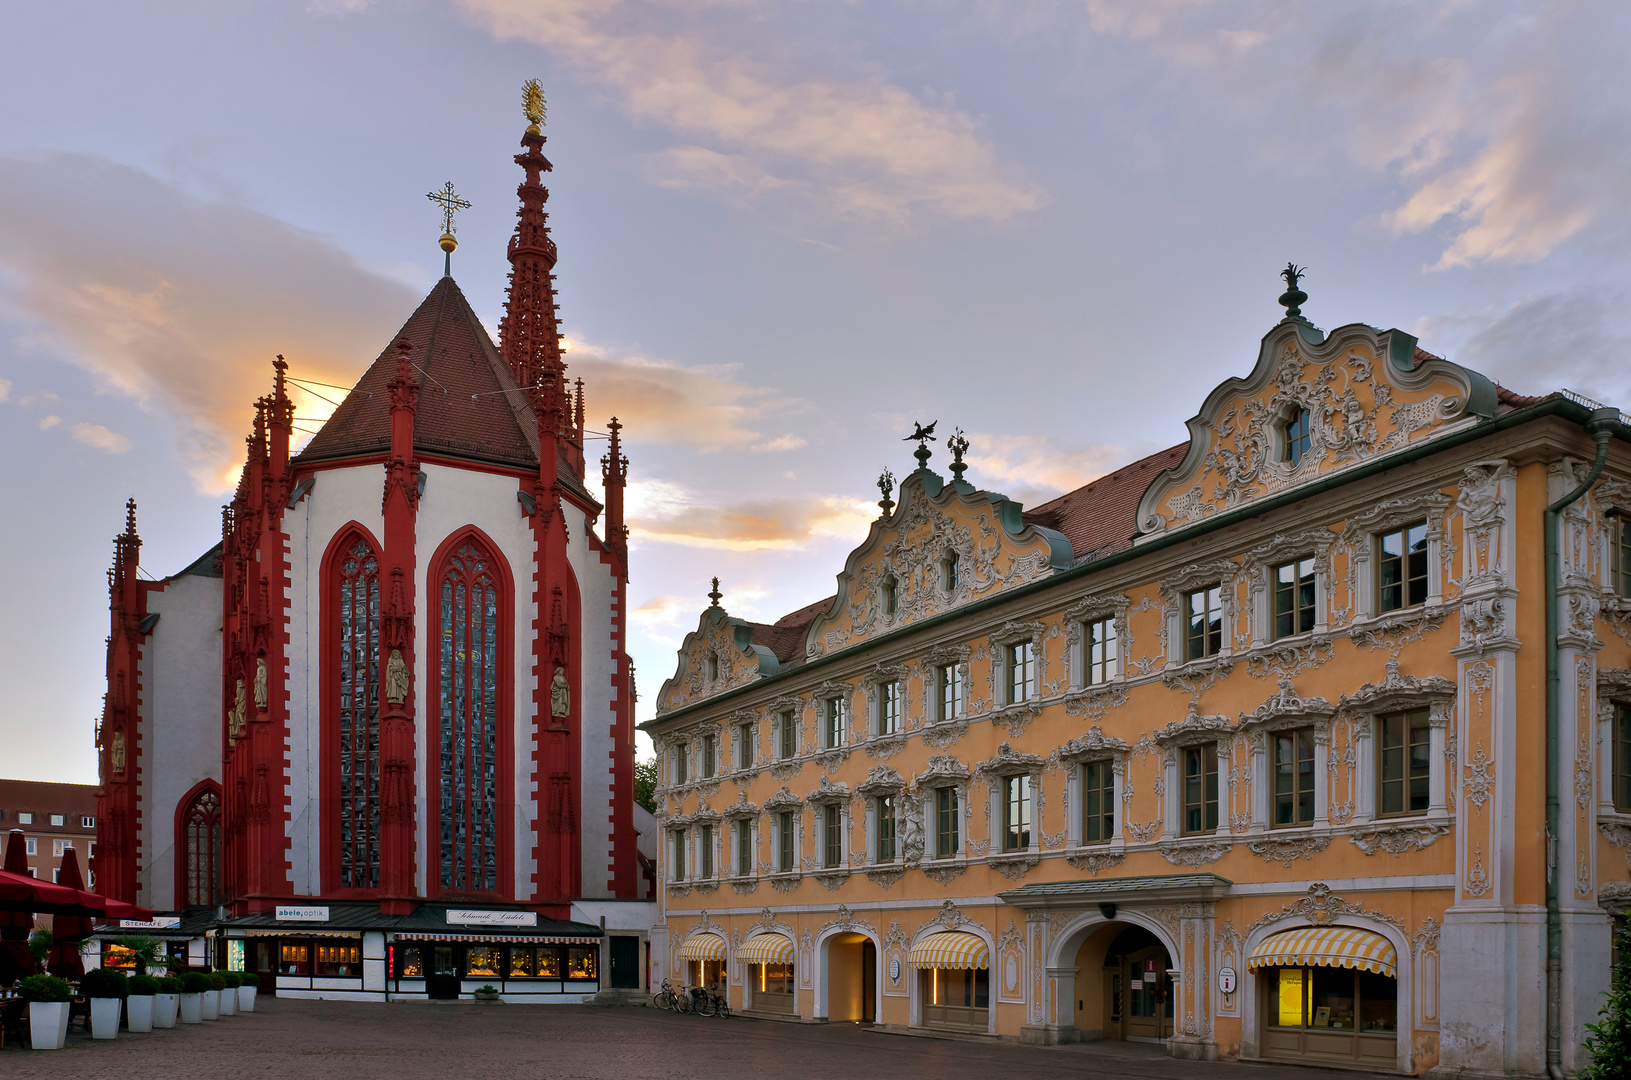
[746,595,833,666]
[1023,443,1189,560]
[295,277,541,471]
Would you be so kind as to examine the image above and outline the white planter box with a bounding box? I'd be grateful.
[154,993,179,1028]
[127,994,154,1032]
[179,992,203,1024]
[90,996,122,1039]
[238,985,257,1012]
[28,1001,70,1050]
[201,989,220,1019]
[219,986,237,1015]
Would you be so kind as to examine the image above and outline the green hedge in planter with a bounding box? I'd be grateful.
[178,972,213,994]
[207,972,227,991]
[158,976,183,994]
[81,967,130,999]
[218,971,241,988]
[128,974,162,996]
[18,974,72,1003]
[237,971,259,988]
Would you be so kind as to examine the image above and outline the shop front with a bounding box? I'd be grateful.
[910,931,989,1034]
[390,935,601,1002]
[737,933,795,1014]
[1248,926,1399,1068]
[677,932,727,991]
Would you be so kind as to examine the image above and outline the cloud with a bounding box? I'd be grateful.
[626,478,876,551]
[37,415,60,430]
[458,0,1047,224]
[70,423,132,453]
[962,433,1126,505]
[630,593,695,630]
[0,153,420,492]
[0,378,8,402]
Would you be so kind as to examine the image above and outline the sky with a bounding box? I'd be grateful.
[4,0,1631,784]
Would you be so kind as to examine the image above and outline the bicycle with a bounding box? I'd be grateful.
[693,987,731,1018]
[651,978,686,1012]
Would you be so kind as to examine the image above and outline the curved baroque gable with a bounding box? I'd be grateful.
[656,606,781,715]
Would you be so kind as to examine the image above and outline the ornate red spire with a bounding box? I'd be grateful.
[499,79,569,432]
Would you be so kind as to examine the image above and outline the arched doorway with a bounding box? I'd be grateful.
[1070,923,1173,1043]
[821,931,876,1022]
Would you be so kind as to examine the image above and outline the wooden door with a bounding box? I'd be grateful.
[1123,947,1172,1041]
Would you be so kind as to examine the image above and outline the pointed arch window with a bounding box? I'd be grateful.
[336,536,381,889]
[437,539,503,893]
[182,788,221,908]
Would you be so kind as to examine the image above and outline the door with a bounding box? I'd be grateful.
[861,940,876,1022]
[609,937,639,989]
[427,946,460,1000]
[1123,947,1172,1041]
[252,940,277,997]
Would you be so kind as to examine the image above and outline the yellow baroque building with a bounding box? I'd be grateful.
[641,300,1631,1077]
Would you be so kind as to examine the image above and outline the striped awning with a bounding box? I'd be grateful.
[396,934,600,944]
[1247,926,1397,978]
[242,929,361,939]
[736,933,795,964]
[678,934,728,962]
[909,932,989,971]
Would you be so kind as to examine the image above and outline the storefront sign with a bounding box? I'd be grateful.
[446,909,537,927]
[1218,967,1236,995]
[275,906,330,922]
[119,917,181,929]
[889,958,900,984]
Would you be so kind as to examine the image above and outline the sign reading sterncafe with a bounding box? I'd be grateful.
[446,909,539,927]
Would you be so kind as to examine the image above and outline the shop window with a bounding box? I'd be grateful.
[1186,586,1224,660]
[922,966,989,1031]
[1182,744,1219,835]
[1083,617,1117,685]
[465,946,501,978]
[875,795,896,862]
[280,942,310,975]
[1379,709,1432,816]
[395,945,423,978]
[1002,776,1031,851]
[756,962,794,995]
[1081,760,1115,845]
[777,712,796,760]
[776,811,795,873]
[823,697,847,749]
[101,941,138,970]
[567,947,598,980]
[701,733,716,779]
[1376,523,1429,612]
[1615,706,1631,813]
[877,680,901,736]
[1273,558,1318,639]
[1268,965,1396,1036]
[1007,642,1033,704]
[1271,729,1316,827]
[737,722,754,769]
[1282,408,1311,466]
[507,947,534,977]
[334,534,382,891]
[935,788,960,858]
[937,664,963,722]
[822,804,842,868]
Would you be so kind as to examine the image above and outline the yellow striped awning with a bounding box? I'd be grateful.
[736,934,795,964]
[677,934,728,962]
[1247,926,1397,978]
[909,932,989,971]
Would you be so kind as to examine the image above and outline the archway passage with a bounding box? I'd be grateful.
[823,932,875,1022]
[1071,923,1173,1043]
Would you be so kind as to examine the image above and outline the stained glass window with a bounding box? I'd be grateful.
[337,536,381,889]
[438,540,501,893]
[183,788,221,907]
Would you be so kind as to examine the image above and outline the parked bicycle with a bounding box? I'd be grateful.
[652,977,688,1012]
[693,986,731,1019]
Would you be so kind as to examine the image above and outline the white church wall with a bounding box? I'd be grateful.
[137,571,223,911]
[283,463,386,897]
[564,500,618,899]
[412,463,537,900]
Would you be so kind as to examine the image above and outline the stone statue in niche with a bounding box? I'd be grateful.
[900,790,926,865]
[253,657,268,710]
[551,666,571,717]
[111,730,126,774]
[234,678,247,735]
[385,648,410,704]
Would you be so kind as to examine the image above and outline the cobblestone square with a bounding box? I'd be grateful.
[4,997,1394,1080]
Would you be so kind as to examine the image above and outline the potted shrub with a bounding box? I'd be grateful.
[114,934,168,978]
[474,983,501,1004]
[27,928,51,971]
[127,973,160,1032]
[201,971,225,1019]
[81,966,129,1040]
[178,971,211,1023]
[218,970,238,1015]
[153,975,182,1028]
[237,969,258,1012]
[19,973,72,1051]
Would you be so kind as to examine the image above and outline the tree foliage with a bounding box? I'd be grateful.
[634,756,658,814]
[1583,919,1631,1080]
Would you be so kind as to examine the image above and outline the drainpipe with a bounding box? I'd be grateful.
[1544,408,1618,1080]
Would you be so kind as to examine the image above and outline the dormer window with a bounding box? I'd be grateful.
[883,576,898,616]
[1282,407,1312,466]
[943,551,960,592]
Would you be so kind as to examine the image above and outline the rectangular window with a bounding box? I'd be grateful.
[49,814,65,827]
[464,946,500,978]
[884,578,898,615]
[778,711,795,760]
[737,723,754,769]
[736,820,753,876]
[938,664,963,722]
[823,804,842,868]
[1274,557,1318,638]
[316,942,362,978]
[777,811,795,873]
[1185,587,1224,660]
[701,734,716,779]
[17,813,31,825]
[699,823,714,878]
[506,947,534,978]
[674,748,688,786]
[1182,744,1219,835]
[1084,617,1117,686]
[1008,642,1033,704]
[824,697,847,748]
[52,839,71,857]
[567,947,598,980]
[1379,709,1432,817]
[1377,523,1429,612]
[1618,518,1631,599]
[279,942,310,975]
[875,795,896,862]
[81,815,95,828]
[24,838,36,856]
[935,788,960,858]
[670,830,686,881]
[1614,706,1631,813]
[1081,761,1115,845]
[878,681,900,735]
[1272,729,1317,827]
[944,552,960,592]
[1002,776,1031,852]
[88,842,95,858]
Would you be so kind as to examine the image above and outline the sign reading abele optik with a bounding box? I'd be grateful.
[275,906,330,922]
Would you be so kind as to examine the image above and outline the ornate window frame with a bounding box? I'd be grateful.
[720,794,760,882]
[1338,659,1455,843]
[1154,706,1235,845]
[763,785,805,883]
[923,643,971,729]
[1237,679,1337,836]
[987,620,1046,735]
[1342,490,1451,625]
[1598,668,1631,821]
[1161,559,1241,672]
[806,777,852,885]
[976,742,1044,876]
[812,680,853,764]
[861,662,909,748]
[727,708,760,776]
[1063,593,1129,691]
[917,754,971,869]
[1241,527,1335,649]
[857,766,906,869]
[1057,727,1130,853]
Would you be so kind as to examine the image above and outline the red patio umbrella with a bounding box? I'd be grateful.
[47,848,93,979]
[0,831,35,985]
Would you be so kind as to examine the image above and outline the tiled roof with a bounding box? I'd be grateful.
[746,595,833,666]
[1022,443,1189,560]
[295,277,541,471]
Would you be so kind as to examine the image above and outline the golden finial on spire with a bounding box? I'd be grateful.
[523,79,546,134]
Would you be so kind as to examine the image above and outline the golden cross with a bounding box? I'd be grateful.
[427,181,472,237]
[523,79,546,134]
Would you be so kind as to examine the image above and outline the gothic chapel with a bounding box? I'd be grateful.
[92,87,651,998]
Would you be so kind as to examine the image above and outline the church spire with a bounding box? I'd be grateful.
[499,79,568,431]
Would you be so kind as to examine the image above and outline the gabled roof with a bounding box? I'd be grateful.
[1023,443,1188,561]
[295,277,541,471]
[746,595,833,667]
